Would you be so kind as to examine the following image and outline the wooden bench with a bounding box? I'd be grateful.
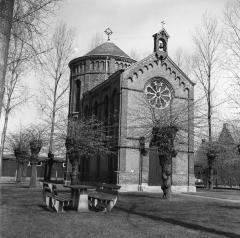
[42,182,72,212]
[88,184,121,212]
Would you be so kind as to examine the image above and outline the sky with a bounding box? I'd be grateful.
[56,0,228,57]
[0,0,232,136]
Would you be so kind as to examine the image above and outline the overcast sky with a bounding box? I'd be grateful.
[56,0,229,57]
[1,0,232,134]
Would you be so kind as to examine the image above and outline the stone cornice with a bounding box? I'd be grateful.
[69,54,136,68]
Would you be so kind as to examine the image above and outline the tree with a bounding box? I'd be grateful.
[0,0,61,177]
[192,13,222,189]
[63,116,113,184]
[38,22,74,180]
[28,125,46,187]
[128,87,194,199]
[202,141,225,189]
[0,0,15,119]
[0,20,32,175]
[150,125,178,199]
[172,47,191,77]
[223,0,240,115]
[0,0,61,119]
[7,129,29,183]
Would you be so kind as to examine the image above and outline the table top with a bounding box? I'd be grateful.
[100,183,121,190]
[64,184,96,189]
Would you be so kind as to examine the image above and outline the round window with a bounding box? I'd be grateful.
[144,78,172,109]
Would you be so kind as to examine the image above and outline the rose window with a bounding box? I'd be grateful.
[144,79,172,109]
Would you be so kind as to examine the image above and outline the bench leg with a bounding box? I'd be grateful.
[107,201,114,212]
[46,196,51,208]
[77,194,89,212]
[53,200,65,213]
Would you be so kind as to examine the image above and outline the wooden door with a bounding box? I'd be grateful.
[148,147,162,185]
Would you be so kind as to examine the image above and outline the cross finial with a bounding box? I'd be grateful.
[104,27,113,41]
[161,20,165,29]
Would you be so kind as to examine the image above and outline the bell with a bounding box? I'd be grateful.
[159,41,164,50]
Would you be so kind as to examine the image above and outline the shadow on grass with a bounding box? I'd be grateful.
[37,204,54,212]
[218,205,240,210]
[120,193,159,199]
[116,206,240,238]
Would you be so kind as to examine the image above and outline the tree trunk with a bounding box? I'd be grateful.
[159,154,172,200]
[16,161,23,183]
[208,166,214,190]
[0,108,9,176]
[22,160,28,181]
[49,85,57,153]
[208,69,212,143]
[29,160,37,187]
[0,0,14,120]
[71,159,79,185]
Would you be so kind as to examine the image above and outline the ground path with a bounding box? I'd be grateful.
[182,189,240,203]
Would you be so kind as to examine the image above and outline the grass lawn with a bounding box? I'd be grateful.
[0,183,240,238]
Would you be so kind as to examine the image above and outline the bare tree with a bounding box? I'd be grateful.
[0,0,60,119]
[0,23,32,174]
[63,116,113,184]
[7,128,29,183]
[38,22,74,176]
[191,13,222,189]
[0,0,61,177]
[0,0,15,119]
[223,0,240,114]
[173,48,185,69]
[28,125,46,187]
[128,89,195,199]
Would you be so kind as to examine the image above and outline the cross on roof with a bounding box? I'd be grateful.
[161,20,165,29]
[104,27,113,41]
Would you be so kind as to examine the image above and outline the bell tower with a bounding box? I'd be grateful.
[153,26,169,60]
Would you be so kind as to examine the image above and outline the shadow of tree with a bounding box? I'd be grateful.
[116,206,240,238]
[218,205,240,210]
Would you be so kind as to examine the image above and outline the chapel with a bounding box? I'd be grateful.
[67,28,196,192]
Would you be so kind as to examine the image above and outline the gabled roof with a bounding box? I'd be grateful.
[123,53,195,88]
[85,41,131,59]
[218,123,240,144]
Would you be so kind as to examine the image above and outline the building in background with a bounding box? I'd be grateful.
[194,123,240,187]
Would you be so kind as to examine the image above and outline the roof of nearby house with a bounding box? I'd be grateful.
[219,123,240,145]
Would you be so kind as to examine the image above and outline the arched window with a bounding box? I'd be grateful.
[100,61,104,71]
[90,61,94,70]
[104,96,109,127]
[93,102,98,117]
[75,80,81,112]
[84,106,89,117]
[111,90,117,123]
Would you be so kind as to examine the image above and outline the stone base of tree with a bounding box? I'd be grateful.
[119,183,196,193]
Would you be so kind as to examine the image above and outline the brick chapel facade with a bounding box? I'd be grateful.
[67,29,196,192]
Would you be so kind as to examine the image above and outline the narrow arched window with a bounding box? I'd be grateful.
[94,102,98,117]
[104,96,109,127]
[75,80,81,112]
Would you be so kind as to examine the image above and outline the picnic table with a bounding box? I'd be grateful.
[42,182,72,212]
[64,184,96,212]
[88,183,121,212]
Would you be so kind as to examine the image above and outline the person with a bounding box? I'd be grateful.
[44,152,54,181]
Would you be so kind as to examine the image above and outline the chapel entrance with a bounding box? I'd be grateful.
[148,147,162,185]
